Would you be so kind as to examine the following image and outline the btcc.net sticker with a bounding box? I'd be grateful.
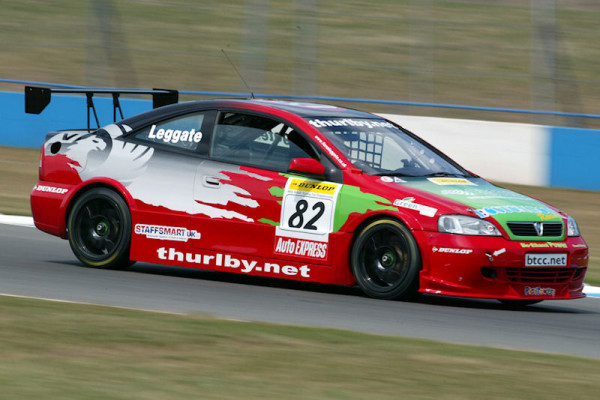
[525,253,567,267]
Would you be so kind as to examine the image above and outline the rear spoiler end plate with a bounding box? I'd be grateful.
[25,86,179,130]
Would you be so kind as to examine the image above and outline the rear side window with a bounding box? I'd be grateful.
[133,113,208,152]
[211,112,316,171]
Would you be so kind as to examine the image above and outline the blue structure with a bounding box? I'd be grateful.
[1,85,599,191]
[549,127,600,190]
[0,90,152,148]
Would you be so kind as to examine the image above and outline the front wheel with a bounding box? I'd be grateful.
[351,219,421,300]
[67,188,133,269]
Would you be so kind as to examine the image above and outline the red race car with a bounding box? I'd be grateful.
[27,87,588,305]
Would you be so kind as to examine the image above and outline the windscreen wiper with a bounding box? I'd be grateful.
[421,172,467,178]
[374,172,416,177]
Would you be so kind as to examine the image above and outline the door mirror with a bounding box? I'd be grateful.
[288,158,326,176]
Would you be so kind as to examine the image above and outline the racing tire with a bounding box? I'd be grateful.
[67,188,133,269]
[351,219,421,300]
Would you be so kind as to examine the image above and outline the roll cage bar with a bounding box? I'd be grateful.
[25,86,179,131]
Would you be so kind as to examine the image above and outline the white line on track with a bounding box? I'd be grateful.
[0,214,34,227]
[1,214,598,297]
[585,285,600,297]
[0,293,187,315]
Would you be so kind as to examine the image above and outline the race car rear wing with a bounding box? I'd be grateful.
[25,86,179,131]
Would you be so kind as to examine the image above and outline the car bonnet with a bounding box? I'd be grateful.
[396,176,565,240]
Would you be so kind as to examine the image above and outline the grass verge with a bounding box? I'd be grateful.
[1,295,599,400]
[0,146,39,216]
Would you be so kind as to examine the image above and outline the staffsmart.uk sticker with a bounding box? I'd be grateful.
[135,224,200,242]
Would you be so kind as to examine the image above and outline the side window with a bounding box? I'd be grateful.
[211,112,316,171]
[134,113,207,152]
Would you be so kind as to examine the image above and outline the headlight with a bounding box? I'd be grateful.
[567,216,580,237]
[438,215,501,236]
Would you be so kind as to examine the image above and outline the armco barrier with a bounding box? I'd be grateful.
[379,114,550,188]
[1,90,599,191]
[380,114,600,191]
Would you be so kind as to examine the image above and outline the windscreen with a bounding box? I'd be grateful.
[308,118,468,177]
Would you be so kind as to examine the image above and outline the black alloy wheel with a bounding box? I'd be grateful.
[67,188,133,269]
[351,219,421,300]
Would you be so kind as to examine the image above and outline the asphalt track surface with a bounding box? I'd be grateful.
[1,221,599,359]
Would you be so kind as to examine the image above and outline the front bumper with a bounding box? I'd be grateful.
[415,231,588,300]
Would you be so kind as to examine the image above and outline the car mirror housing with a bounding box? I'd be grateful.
[288,158,326,176]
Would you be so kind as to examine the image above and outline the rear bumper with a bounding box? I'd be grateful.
[416,231,588,300]
[30,181,73,238]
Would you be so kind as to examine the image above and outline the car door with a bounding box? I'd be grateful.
[124,110,216,262]
[189,110,340,270]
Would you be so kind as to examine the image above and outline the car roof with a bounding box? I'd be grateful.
[249,99,377,118]
[117,98,380,130]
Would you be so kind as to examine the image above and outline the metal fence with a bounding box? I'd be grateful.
[2,0,599,127]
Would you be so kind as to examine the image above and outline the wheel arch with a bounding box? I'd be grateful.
[64,179,136,233]
[65,182,135,269]
[349,214,424,264]
[348,213,423,272]
[343,209,424,236]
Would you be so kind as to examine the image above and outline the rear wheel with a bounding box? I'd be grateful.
[67,188,133,269]
[351,219,421,300]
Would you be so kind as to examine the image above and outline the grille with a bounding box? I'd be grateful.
[505,267,574,283]
[506,222,563,237]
